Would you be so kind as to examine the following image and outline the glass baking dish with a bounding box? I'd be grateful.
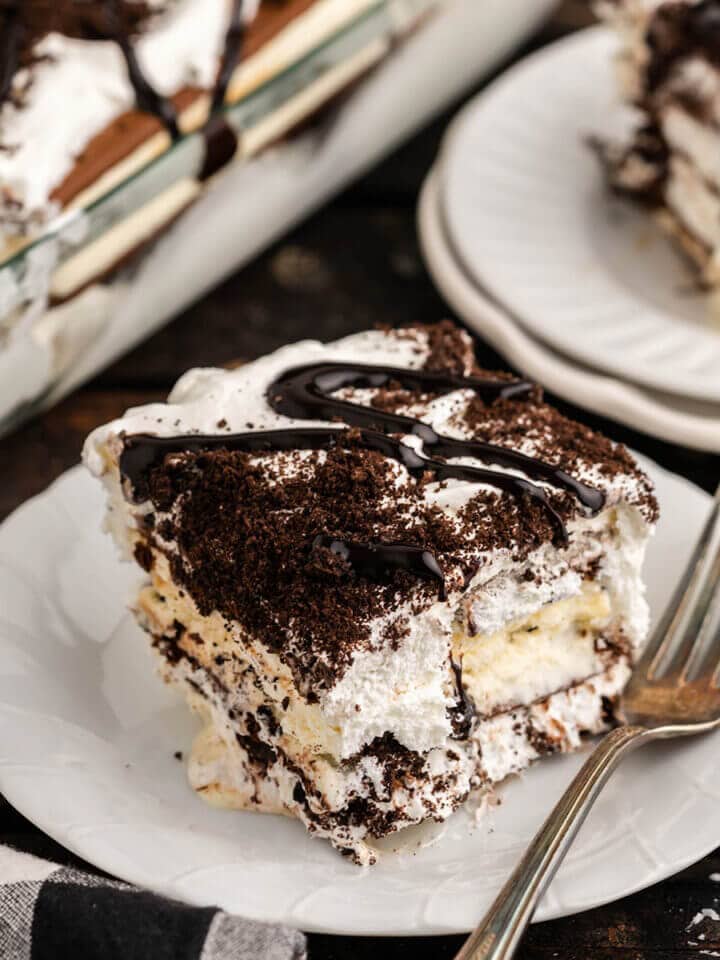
[0,0,442,435]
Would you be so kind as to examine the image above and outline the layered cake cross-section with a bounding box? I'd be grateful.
[595,0,720,284]
[84,322,659,864]
[0,0,436,432]
[0,0,404,246]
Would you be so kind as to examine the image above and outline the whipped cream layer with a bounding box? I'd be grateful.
[85,322,658,862]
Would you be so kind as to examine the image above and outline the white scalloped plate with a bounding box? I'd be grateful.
[441,27,720,403]
[0,465,716,935]
[418,166,720,453]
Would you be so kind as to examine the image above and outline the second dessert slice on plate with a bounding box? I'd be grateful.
[84,322,658,865]
[595,0,720,285]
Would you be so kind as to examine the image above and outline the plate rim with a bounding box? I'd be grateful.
[439,25,720,404]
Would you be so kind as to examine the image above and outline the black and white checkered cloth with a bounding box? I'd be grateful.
[0,843,307,960]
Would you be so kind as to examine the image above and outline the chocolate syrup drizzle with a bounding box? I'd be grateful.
[98,0,180,139]
[105,0,251,154]
[121,423,580,544]
[312,535,446,600]
[120,356,605,598]
[211,0,246,115]
[269,362,604,514]
[450,659,474,739]
[111,26,180,140]
[199,0,245,179]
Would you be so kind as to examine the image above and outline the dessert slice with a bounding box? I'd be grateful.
[595,0,720,285]
[84,321,658,864]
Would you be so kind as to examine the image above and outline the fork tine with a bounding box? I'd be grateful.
[637,486,720,681]
[661,536,720,682]
[683,579,720,684]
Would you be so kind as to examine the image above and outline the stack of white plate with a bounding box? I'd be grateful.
[419,27,720,453]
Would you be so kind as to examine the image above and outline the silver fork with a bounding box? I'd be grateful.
[455,485,720,960]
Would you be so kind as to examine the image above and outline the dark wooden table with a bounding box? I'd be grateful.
[3,5,720,957]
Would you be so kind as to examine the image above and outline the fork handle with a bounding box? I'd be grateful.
[455,724,651,960]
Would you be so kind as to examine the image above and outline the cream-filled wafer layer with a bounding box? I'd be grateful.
[137,545,633,759]
[151,623,631,864]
